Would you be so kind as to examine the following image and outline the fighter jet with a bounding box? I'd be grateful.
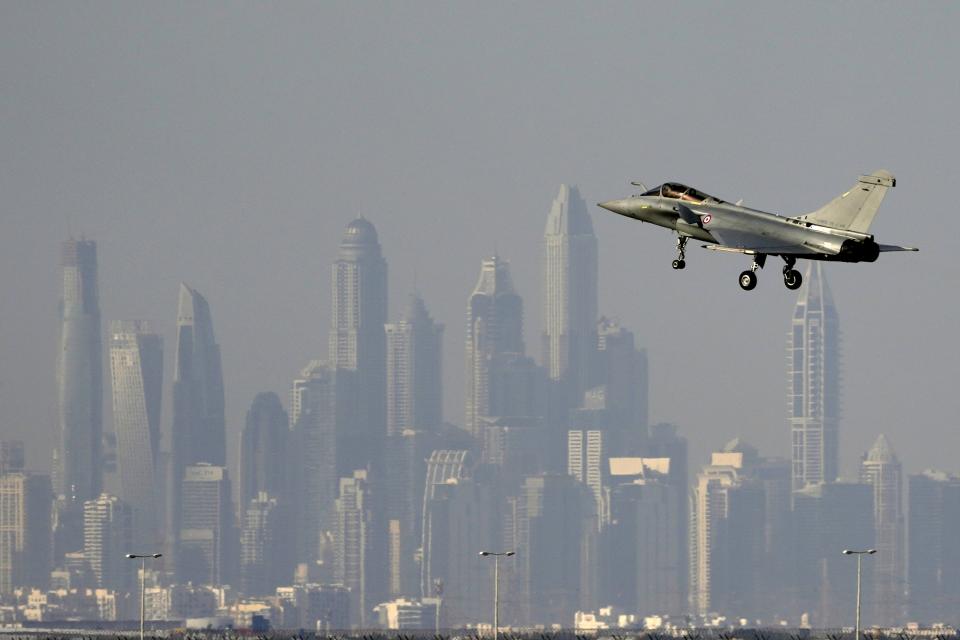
[598,170,916,290]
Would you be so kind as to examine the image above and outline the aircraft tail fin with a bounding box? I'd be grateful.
[800,170,896,233]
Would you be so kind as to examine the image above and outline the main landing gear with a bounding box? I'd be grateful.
[782,256,802,290]
[672,236,687,270]
[737,255,804,291]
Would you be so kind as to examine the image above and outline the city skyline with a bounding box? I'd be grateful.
[0,2,955,631]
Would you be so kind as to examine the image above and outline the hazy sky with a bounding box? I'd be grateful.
[2,2,957,479]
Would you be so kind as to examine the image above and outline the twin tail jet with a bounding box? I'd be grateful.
[598,170,916,290]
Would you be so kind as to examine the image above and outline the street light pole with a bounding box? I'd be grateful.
[479,551,514,640]
[842,548,876,640]
[126,553,162,640]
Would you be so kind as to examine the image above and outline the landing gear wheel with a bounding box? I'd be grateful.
[672,259,686,270]
[783,269,802,290]
[739,270,757,291]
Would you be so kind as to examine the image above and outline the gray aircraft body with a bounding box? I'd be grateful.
[598,170,916,290]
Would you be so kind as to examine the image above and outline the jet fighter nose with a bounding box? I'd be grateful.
[597,199,633,216]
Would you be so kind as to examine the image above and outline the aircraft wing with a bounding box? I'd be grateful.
[878,244,919,252]
[704,228,821,255]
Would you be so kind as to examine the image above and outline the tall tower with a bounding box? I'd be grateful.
[542,185,598,403]
[385,294,444,435]
[907,470,960,621]
[179,464,234,586]
[329,218,388,464]
[83,493,134,592]
[860,434,904,625]
[170,284,225,563]
[56,239,103,510]
[788,263,840,492]
[172,284,225,468]
[109,321,163,545]
[289,362,354,561]
[238,392,289,509]
[465,256,524,436]
[0,471,53,593]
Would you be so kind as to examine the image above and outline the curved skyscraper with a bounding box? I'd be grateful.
[542,185,598,403]
[109,321,163,544]
[788,263,840,492]
[56,239,103,508]
[329,218,388,468]
[465,256,524,436]
[169,284,225,568]
[172,284,226,468]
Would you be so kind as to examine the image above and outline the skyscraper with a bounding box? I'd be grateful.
[172,284,225,467]
[860,434,904,625]
[83,493,134,592]
[170,284,225,566]
[542,185,598,403]
[517,474,592,626]
[56,240,103,514]
[334,470,380,628]
[240,492,292,596]
[179,464,234,586]
[329,218,388,465]
[788,263,840,492]
[602,459,684,615]
[238,392,289,509]
[567,429,607,526]
[907,470,960,622]
[792,481,874,626]
[690,440,766,618]
[465,256,524,436]
[594,318,648,437]
[0,471,53,593]
[289,362,354,560]
[385,294,443,435]
[109,320,163,546]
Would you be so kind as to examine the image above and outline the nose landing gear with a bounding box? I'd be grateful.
[738,254,765,291]
[672,236,688,270]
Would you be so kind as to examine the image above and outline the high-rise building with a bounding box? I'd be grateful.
[567,430,607,527]
[419,476,495,627]
[290,362,354,561]
[860,434,904,625]
[0,472,53,593]
[602,458,684,615]
[0,441,25,475]
[385,294,444,436]
[240,492,292,596]
[333,470,382,628]
[789,263,840,492]
[179,464,234,586]
[109,320,163,546]
[384,430,438,598]
[690,440,766,618]
[169,284,225,565]
[907,470,960,622]
[542,185,598,403]
[420,451,472,597]
[591,318,648,439]
[517,474,592,627]
[239,392,289,509]
[465,256,524,436]
[792,481,874,627]
[56,240,103,535]
[83,493,134,592]
[329,218,388,467]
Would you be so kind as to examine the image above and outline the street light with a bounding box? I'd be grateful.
[126,553,162,640]
[479,551,514,640]
[842,549,876,640]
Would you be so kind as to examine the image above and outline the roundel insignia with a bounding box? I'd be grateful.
[702,214,712,224]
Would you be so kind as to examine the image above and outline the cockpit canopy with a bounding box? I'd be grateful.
[641,183,724,204]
